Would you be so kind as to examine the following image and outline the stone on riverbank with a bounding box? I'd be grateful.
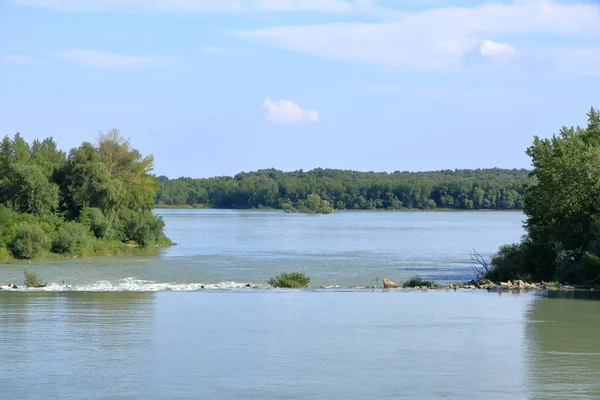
[383,278,399,288]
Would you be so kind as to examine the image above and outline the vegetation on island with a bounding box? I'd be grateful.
[402,276,436,288]
[156,168,531,212]
[0,129,171,261]
[24,269,47,288]
[482,107,600,285]
[268,272,311,288]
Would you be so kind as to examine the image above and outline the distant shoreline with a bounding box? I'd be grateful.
[154,205,524,212]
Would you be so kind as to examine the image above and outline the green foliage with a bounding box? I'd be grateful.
[156,168,531,211]
[24,269,47,288]
[0,128,170,261]
[490,107,600,284]
[268,272,311,288]
[78,206,109,239]
[297,194,334,214]
[0,163,59,216]
[487,243,534,282]
[403,276,436,288]
[9,222,50,259]
[122,211,166,247]
[52,222,89,254]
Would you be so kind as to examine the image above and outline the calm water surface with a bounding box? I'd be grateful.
[2,210,599,399]
[1,290,599,399]
[1,209,526,289]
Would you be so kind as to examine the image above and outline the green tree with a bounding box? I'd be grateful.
[490,107,600,283]
[0,163,59,216]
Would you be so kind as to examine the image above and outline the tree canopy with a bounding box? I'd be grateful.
[156,168,531,212]
[488,107,600,284]
[0,129,170,260]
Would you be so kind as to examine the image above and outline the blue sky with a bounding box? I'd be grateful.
[1,0,599,178]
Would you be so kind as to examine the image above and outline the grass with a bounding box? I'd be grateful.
[403,275,436,288]
[24,269,47,288]
[268,272,311,288]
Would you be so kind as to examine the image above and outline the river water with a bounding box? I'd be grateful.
[1,210,600,399]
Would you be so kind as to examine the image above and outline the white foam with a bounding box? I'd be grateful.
[0,277,261,292]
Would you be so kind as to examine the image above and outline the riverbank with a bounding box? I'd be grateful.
[0,239,175,264]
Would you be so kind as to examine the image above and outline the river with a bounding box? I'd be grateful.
[1,210,599,399]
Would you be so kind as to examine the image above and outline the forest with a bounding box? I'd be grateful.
[155,168,532,212]
[0,129,170,261]
[486,107,600,284]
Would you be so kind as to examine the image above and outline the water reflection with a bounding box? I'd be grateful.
[525,292,600,399]
[0,292,155,399]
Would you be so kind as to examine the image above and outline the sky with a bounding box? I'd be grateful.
[1,0,599,178]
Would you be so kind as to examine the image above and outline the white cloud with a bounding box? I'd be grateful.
[9,0,377,13]
[235,1,600,72]
[263,99,319,123]
[462,39,517,65]
[479,40,516,61]
[0,55,41,64]
[53,49,173,69]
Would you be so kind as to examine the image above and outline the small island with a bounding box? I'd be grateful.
[0,129,172,262]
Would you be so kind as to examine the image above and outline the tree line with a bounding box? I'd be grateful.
[156,168,532,211]
[0,129,170,260]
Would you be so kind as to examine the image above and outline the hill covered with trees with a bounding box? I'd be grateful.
[0,129,171,261]
[156,168,532,212]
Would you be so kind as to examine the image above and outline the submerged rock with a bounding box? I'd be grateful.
[383,278,399,289]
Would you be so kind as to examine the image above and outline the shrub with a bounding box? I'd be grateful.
[403,275,435,288]
[24,269,47,288]
[123,211,166,247]
[9,222,50,259]
[52,222,89,254]
[486,243,534,282]
[78,207,109,239]
[268,272,311,288]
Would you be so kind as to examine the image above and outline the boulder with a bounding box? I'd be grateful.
[383,278,399,289]
[500,281,512,287]
[8,282,18,289]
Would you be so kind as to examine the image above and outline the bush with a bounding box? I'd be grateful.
[268,272,311,288]
[78,207,109,239]
[9,222,50,259]
[24,269,47,288]
[123,211,166,247]
[403,275,435,288]
[52,222,89,254]
[486,243,534,282]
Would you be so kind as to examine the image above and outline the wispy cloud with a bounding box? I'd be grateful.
[0,55,41,64]
[9,0,378,13]
[200,46,223,53]
[346,85,405,94]
[235,1,600,73]
[53,49,174,69]
[263,99,319,123]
